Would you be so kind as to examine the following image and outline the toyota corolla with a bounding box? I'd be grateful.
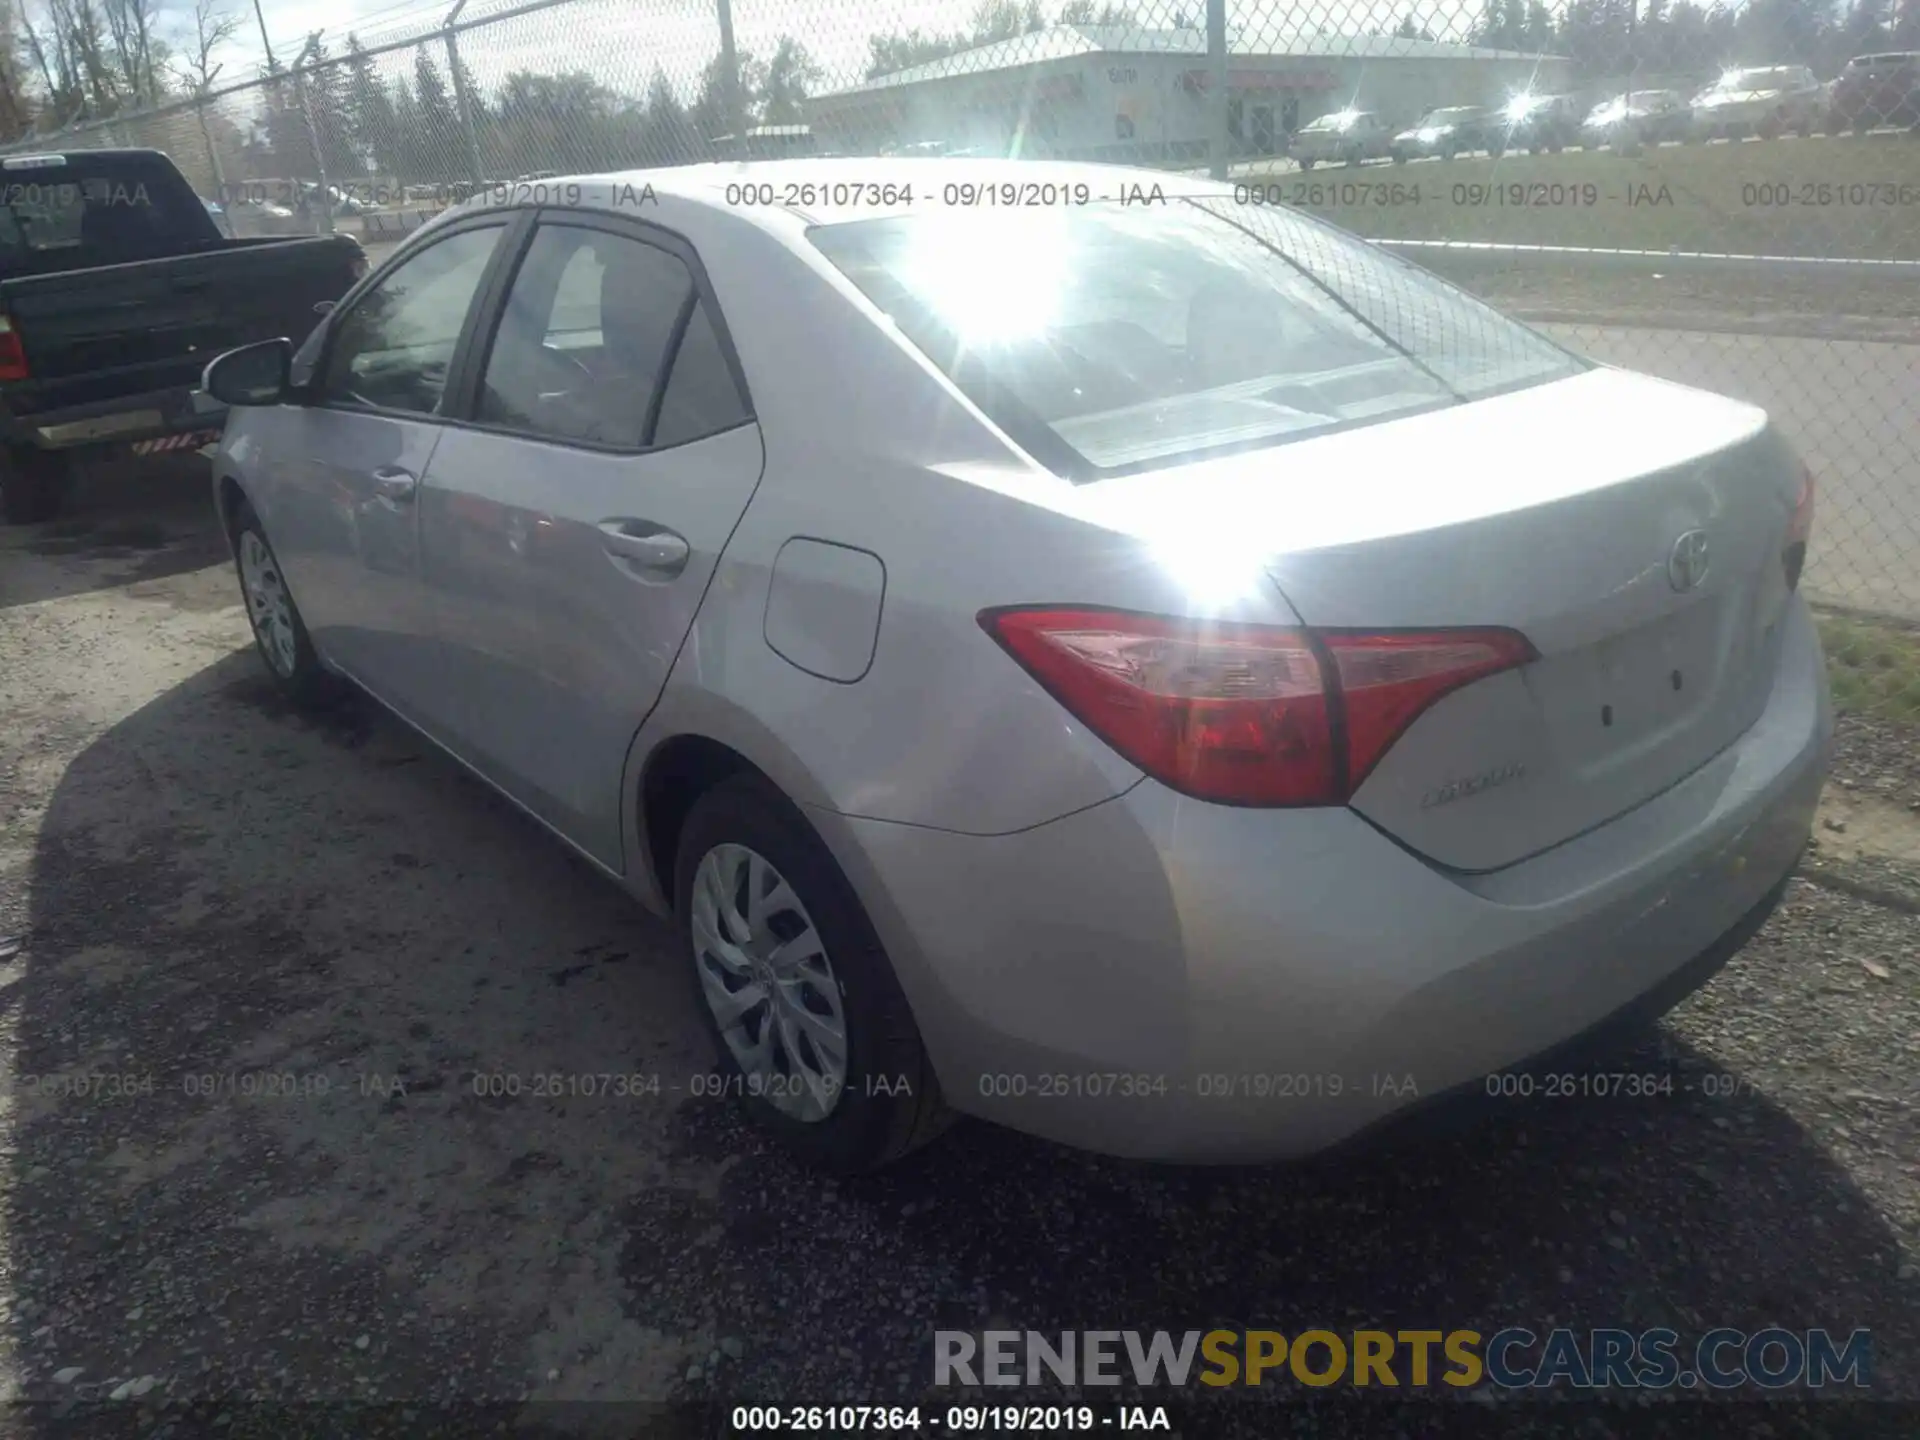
[202,160,1831,1173]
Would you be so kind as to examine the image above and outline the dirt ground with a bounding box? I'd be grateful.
[1,460,1917,1435]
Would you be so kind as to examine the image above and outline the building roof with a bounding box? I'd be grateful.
[822,24,1567,99]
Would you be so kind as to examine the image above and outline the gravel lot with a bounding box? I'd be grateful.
[2,461,1917,1436]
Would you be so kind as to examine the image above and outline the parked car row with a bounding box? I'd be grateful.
[1292,51,1920,168]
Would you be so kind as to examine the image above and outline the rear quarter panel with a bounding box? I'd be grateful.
[623,202,1299,844]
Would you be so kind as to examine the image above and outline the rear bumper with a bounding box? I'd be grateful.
[819,597,1831,1162]
[5,385,227,454]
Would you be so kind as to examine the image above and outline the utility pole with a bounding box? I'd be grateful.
[716,0,745,160]
[444,0,489,189]
[251,0,275,70]
[1206,0,1229,179]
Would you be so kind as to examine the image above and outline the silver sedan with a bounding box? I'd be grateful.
[203,159,1831,1172]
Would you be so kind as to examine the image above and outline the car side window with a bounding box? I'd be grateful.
[477,222,745,449]
[652,293,751,448]
[320,224,504,415]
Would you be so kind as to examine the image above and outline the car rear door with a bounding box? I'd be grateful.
[418,212,764,866]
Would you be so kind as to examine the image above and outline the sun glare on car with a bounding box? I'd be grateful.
[896,211,1071,346]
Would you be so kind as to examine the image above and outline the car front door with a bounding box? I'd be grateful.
[277,217,511,722]
[418,214,765,866]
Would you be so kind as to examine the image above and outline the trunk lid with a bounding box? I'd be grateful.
[1060,366,1803,872]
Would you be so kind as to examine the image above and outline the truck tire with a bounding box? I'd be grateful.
[1,448,69,525]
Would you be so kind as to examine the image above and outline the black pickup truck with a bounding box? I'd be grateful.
[0,147,366,522]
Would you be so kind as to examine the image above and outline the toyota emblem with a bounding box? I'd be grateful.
[1668,529,1710,592]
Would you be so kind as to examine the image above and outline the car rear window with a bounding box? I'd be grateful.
[809,198,1586,479]
[0,154,213,278]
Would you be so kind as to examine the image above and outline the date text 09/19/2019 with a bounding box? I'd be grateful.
[724,1405,1172,1432]
[1231,180,1676,209]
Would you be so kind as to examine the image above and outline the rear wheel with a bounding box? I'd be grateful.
[675,774,949,1174]
[232,501,334,706]
[1299,157,1316,171]
[1,448,70,525]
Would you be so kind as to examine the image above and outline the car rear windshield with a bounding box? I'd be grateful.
[1726,67,1802,86]
[0,154,214,278]
[809,199,1587,479]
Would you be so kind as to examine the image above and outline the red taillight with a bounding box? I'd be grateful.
[980,606,1536,807]
[0,314,28,382]
[1783,464,1815,590]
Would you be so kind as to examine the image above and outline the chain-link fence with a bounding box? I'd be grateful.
[5,0,1920,729]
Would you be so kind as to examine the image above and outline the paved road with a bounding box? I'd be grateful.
[1539,324,1920,620]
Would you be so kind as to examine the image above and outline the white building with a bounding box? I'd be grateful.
[808,25,1574,162]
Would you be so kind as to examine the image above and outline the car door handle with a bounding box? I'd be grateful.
[370,466,417,502]
[597,519,689,574]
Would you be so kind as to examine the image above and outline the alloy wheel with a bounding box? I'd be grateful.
[690,842,849,1123]
[239,530,297,679]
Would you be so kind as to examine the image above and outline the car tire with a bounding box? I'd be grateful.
[1299,157,1315,170]
[674,773,950,1174]
[1,448,70,525]
[1796,116,1813,139]
[231,500,334,706]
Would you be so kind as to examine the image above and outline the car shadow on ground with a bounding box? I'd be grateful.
[7,644,1915,1432]
[0,456,226,610]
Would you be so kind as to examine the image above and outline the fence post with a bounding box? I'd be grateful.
[1206,0,1229,179]
[716,0,744,160]
[444,1,488,187]
[194,92,227,201]
[292,40,333,234]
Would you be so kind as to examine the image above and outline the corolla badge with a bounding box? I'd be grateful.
[1420,762,1526,810]
[1668,529,1710,592]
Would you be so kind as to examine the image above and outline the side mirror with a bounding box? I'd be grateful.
[203,338,293,407]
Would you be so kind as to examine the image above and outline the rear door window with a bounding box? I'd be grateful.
[475,221,749,449]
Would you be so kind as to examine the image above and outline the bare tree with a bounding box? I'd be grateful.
[39,0,120,116]
[0,0,38,136]
[100,0,165,104]
[171,0,240,192]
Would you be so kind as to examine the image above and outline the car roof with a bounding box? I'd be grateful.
[452,157,1220,229]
